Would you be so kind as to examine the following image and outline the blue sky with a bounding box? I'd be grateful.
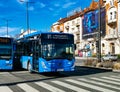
[0,0,92,37]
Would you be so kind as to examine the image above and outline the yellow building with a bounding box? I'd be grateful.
[104,0,120,54]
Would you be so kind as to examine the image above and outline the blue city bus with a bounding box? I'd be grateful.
[0,37,14,70]
[16,32,76,73]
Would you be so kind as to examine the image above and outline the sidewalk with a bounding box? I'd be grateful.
[75,56,120,73]
[75,56,97,60]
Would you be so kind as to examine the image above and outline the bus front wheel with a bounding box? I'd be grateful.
[28,62,32,73]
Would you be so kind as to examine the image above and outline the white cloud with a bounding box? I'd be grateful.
[16,0,24,4]
[36,2,46,8]
[40,3,46,8]
[49,7,54,11]
[0,26,21,37]
[63,2,76,8]
[54,3,60,7]
[28,6,34,11]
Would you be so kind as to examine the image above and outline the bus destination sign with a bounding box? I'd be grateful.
[42,34,72,40]
[0,38,11,43]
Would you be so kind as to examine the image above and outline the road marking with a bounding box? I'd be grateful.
[0,72,10,74]
[91,77,120,85]
[35,82,65,92]
[66,79,115,92]
[0,86,13,92]
[12,71,29,74]
[102,77,120,82]
[17,83,39,92]
[52,80,90,92]
[78,78,120,90]
[111,75,120,79]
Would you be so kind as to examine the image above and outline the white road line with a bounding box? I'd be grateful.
[78,78,120,90]
[66,79,115,92]
[102,77,120,82]
[91,77,120,85]
[35,82,65,92]
[51,80,90,92]
[110,76,120,79]
[0,72,10,74]
[17,83,39,92]
[0,86,13,92]
[12,71,29,74]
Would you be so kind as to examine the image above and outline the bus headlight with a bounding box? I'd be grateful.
[6,61,10,64]
[41,62,47,68]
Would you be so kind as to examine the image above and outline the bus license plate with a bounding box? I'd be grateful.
[57,69,63,71]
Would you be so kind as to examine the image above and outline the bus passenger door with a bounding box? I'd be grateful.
[32,40,39,71]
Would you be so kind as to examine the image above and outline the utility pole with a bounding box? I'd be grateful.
[98,0,101,62]
[20,0,34,34]
[3,19,12,37]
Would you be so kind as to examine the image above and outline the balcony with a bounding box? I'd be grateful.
[107,8,117,25]
[75,31,80,35]
[108,18,117,25]
[105,34,118,40]
[76,23,80,27]
[75,39,80,43]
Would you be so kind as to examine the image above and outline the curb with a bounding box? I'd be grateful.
[112,69,120,72]
[80,65,120,72]
[79,65,113,71]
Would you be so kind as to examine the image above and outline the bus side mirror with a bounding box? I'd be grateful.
[74,44,76,50]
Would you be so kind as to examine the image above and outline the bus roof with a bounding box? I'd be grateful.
[0,36,13,39]
[17,31,73,40]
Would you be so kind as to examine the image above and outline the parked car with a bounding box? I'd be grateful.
[102,54,118,61]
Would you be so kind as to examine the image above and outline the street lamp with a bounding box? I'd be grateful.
[3,18,12,37]
[20,0,34,34]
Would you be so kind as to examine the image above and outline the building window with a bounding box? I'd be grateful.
[102,43,105,54]
[72,21,75,26]
[113,29,116,35]
[110,0,114,6]
[109,29,112,34]
[67,22,69,26]
[72,28,74,31]
[110,12,112,20]
[77,19,80,23]
[77,34,80,40]
[114,11,116,19]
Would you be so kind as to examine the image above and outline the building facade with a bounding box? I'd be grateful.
[51,0,120,56]
[104,0,120,54]
[64,16,82,55]
[118,0,120,33]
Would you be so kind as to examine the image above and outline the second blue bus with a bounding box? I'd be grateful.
[0,37,15,70]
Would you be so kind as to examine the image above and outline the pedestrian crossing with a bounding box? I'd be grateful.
[0,74,120,92]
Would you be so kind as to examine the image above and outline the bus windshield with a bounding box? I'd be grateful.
[0,46,12,60]
[0,38,12,60]
[41,40,74,60]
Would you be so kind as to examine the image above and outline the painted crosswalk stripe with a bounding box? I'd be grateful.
[0,86,13,92]
[35,82,65,92]
[91,77,120,85]
[17,83,39,92]
[66,79,115,92]
[111,76,120,79]
[102,77,120,82]
[52,80,90,92]
[78,78,120,90]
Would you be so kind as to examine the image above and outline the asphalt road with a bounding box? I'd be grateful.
[1,64,120,92]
